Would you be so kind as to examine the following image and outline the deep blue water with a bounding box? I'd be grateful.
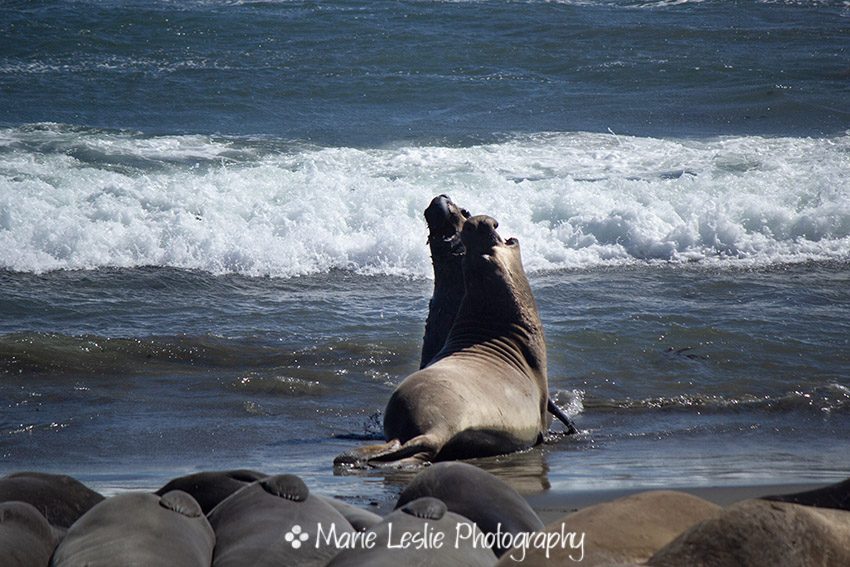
[2,0,848,144]
[1,0,849,502]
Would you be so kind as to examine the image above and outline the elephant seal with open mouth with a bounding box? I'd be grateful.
[335,214,549,466]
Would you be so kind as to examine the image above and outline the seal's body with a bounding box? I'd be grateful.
[336,215,548,466]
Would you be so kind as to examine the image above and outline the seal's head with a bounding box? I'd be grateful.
[459,215,541,345]
[425,194,470,257]
[461,214,519,260]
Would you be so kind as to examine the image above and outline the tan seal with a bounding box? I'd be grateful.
[335,215,548,466]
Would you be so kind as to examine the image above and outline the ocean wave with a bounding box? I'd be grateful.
[0,331,296,376]
[229,373,327,396]
[566,383,850,415]
[2,124,849,277]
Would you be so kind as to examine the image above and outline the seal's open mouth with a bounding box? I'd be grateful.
[425,194,470,253]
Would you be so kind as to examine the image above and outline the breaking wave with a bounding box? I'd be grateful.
[2,124,848,277]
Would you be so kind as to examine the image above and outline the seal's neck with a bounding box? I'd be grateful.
[439,249,546,375]
[460,251,541,332]
[420,244,465,369]
[431,239,464,285]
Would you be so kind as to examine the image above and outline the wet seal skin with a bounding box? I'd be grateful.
[335,214,551,467]
[419,195,578,434]
[420,194,470,369]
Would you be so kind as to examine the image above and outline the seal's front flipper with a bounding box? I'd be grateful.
[547,397,578,435]
[335,436,437,469]
[333,440,402,469]
[366,435,437,468]
[369,451,433,470]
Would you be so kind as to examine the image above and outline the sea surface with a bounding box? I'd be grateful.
[1,0,849,505]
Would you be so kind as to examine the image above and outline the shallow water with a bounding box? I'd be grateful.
[2,265,848,503]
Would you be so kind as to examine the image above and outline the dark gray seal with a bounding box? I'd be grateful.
[155,469,381,532]
[207,474,353,567]
[0,472,103,531]
[420,195,577,434]
[396,462,543,557]
[326,496,496,567]
[0,501,58,567]
[761,477,850,511]
[51,490,214,567]
[155,469,266,514]
[318,496,383,532]
[420,194,470,368]
[335,215,550,466]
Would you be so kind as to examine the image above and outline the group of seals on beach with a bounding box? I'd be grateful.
[0,464,535,566]
[3,467,850,566]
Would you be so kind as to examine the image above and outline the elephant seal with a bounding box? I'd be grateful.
[207,474,353,567]
[0,501,58,567]
[155,469,266,514]
[318,496,383,532]
[649,499,850,567]
[51,490,214,567]
[419,195,577,434]
[396,462,543,557]
[497,490,720,566]
[420,194,470,368]
[0,472,103,531]
[335,215,549,466]
[326,496,496,567]
[155,469,380,532]
[761,477,850,511]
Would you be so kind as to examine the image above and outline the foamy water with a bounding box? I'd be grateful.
[3,125,848,276]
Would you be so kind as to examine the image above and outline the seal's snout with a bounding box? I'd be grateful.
[425,194,470,247]
[424,195,452,228]
[461,215,505,254]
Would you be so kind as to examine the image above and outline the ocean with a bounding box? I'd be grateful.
[1,0,848,505]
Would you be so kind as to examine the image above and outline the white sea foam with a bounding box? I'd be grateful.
[1,125,848,277]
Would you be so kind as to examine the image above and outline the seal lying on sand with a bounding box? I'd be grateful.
[496,490,721,566]
[51,490,214,567]
[326,497,496,567]
[156,469,381,532]
[335,214,550,466]
[207,474,353,567]
[155,469,266,515]
[396,462,544,557]
[0,501,58,567]
[0,471,103,532]
[648,498,850,567]
[420,195,577,434]
[761,477,850,511]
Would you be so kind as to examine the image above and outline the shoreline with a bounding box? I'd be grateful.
[11,466,832,522]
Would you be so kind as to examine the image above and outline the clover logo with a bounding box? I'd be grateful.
[284,524,309,549]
